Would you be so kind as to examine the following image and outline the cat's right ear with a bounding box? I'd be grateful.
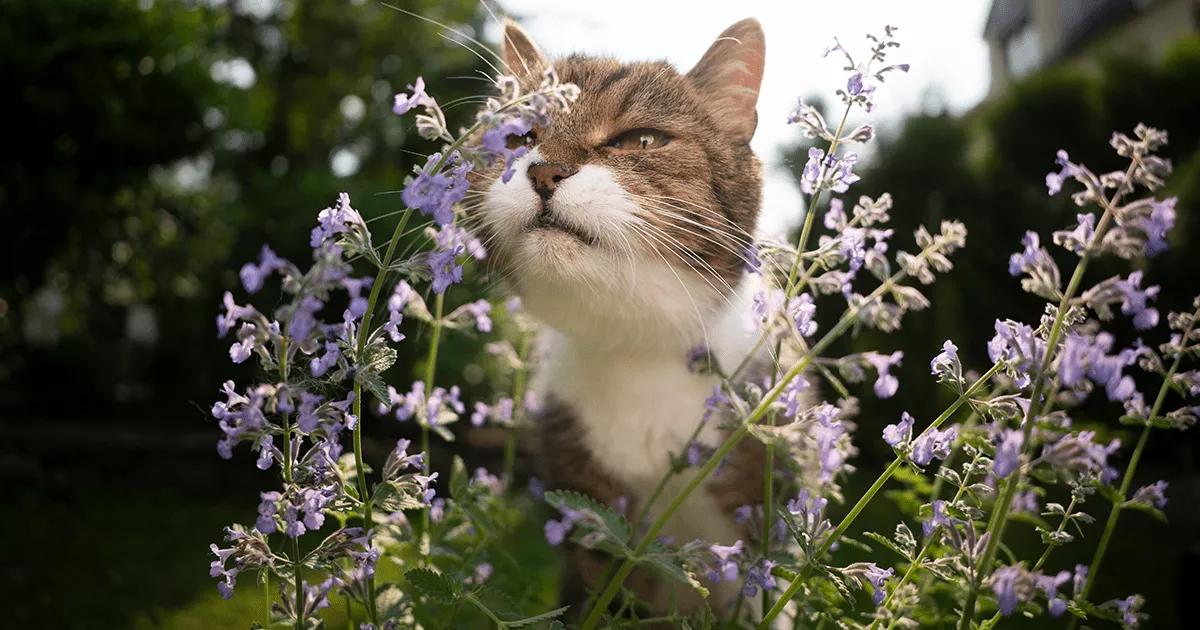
[501,19,548,78]
[687,18,765,143]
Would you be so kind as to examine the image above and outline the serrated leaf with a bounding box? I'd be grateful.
[639,544,710,597]
[405,568,459,604]
[360,371,391,407]
[363,341,398,374]
[450,456,469,500]
[543,490,632,555]
[507,605,572,628]
[1122,500,1168,523]
[863,531,913,561]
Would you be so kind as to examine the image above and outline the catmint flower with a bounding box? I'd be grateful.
[480,116,532,183]
[824,198,847,230]
[1036,570,1071,617]
[463,299,493,332]
[1040,430,1121,482]
[309,193,367,248]
[922,499,953,537]
[239,245,288,294]
[862,563,893,605]
[392,76,435,115]
[930,340,963,386]
[743,559,777,597]
[864,351,903,398]
[787,490,831,542]
[686,441,705,467]
[229,323,256,364]
[786,98,832,141]
[1107,594,1145,628]
[910,425,957,467]
[545,508,582,545]
[703,384,730,422]
[434,223,486,260]
[287,295,323,343]
[402,152,472,227]
[707,540,744,583]
[993,429,1024,479]
[812,403,848,482]
[988,319,1045,389]
[1045,149,1080,195]
[1052,213,1096,255]
[800,148,860,195]
[256,491,280,534]
[428,244,464,294]
[1013,490,1039,514]
[1138,196,1176,256]
[1114,271,1160,330]
[255,435,275,470]
[882,411,914,448]
[216,291,256,337]
[310,341,341,377]
[990,565,1032,616]
[787,293,818,337]
[1131,480,1168,509]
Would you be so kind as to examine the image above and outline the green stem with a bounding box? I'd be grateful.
[464,592,508,628]
[957,161,1136,629]
[264,571,272,628]
[502,333,532,484]
[418,292,446,557]
[873,451,984,630]
[761,362,1003,628]
[1076,303,1197,605]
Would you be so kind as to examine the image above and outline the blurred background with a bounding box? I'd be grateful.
[2,0,1198,627]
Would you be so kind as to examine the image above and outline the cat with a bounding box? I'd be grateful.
[467,17,776,612]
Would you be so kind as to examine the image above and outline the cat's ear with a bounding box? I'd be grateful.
[501,19,548,78]
[687,18,765,143]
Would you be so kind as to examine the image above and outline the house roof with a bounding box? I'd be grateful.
[983,0,1141,59]
[983,0,1030,40]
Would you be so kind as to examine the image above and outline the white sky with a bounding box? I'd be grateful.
[487,0,993,236]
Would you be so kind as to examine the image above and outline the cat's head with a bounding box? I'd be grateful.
[468,18,765,350]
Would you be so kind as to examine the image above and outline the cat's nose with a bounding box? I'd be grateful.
[527,162,578,200]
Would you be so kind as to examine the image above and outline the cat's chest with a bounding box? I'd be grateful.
[542,347,723,491]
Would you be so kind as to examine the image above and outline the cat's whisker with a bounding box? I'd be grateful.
[626,226,714,350]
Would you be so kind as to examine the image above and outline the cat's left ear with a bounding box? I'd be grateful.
[501,19,548,79]
[687,18,765,143]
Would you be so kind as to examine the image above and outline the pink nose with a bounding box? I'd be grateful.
[527,162,579,199]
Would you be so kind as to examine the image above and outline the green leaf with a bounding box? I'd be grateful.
[450,456,469,500]
[360,371,390,407]
[507,605,572,628]
[1122,500,1168,523]
[863,531,913,561]
[543,490,632,555]
[639,544,710,597]
[405,568,460,604]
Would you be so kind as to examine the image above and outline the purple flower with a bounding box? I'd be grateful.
[863,563,894,605]
[310,341,341,377]
[480,116,532,183]
[847,72,865,95]
[527,476,545,501]
[993,429,1024,479]
[297,391,323,433]
[464,299,493,332]
[988,320,1045,389]
[255,491,280,534]
[800,148,860,195]
[787,293,818,337]
[1036,570,1071,618]
[922,499,954,537]
[383,280,414,342]
[703,384,730,422]
[392,76,435,115]
[239,245,287,293]
[812,403,847,482]
[1139,196,1176,256]
[1052,213,1096,255]
[865,351,903,398]
[255,435,274,470]
[930,340,963,385]
[743,558,777,597]
[544,508,581,545]
[1131,480,1168,509]
[1114,271,1160,330]
[1045,149,1080,196]
[1008,231,1042,276]
[1107,594,1144,628]
[286,295,324,342]
[990,565,1024,615]
[216,291,255,337]
[402,152,472,227]
[882,412,914,448]
[910,426,957,467]
[309,193,365,248]
[707,540,744,583]
[780,376,810,418]
[428,245,464,294]
[1040,431,1121,481]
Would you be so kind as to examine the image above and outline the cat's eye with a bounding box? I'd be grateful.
[606,128,671,151]
[507,129,537,150]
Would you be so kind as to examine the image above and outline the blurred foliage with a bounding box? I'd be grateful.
[0,0,491,414]
[782,35,1200,627]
